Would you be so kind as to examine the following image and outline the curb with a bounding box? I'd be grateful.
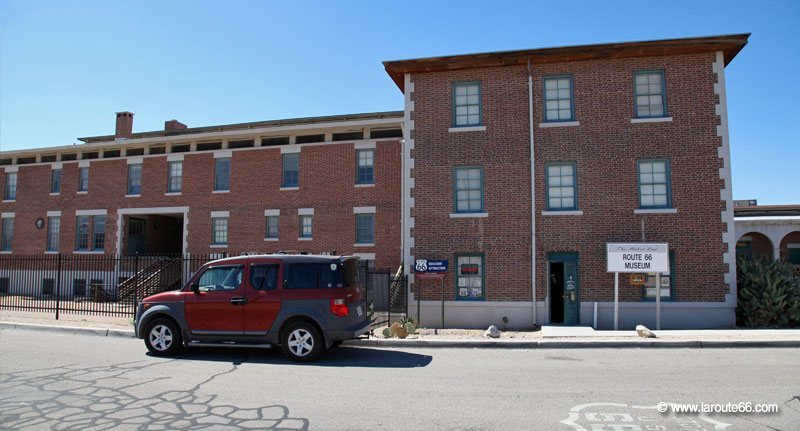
[0,321,136,338]
[4,322,800,349]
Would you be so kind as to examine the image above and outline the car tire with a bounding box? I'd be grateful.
[144,317,182,356]
[281,321,323,362]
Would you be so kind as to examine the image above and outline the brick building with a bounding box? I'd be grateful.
[384,34,749,329]
[0,112,404,269]
[1,34,755,329]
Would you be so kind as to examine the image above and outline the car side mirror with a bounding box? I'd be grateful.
[190,282,200,294]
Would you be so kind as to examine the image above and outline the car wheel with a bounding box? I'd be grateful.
[144,318,182,356]
[281,322,323,362]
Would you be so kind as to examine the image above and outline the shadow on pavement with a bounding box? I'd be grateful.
[169,346,433,368]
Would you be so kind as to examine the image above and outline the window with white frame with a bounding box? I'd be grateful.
[214,158,230,191]
[634,71,667,118]
[300,215,313,238]
[638,159,671,209]
[46,216,60,252]
[266,216,279,239]
[1,217,13,252]
[212,217,228,245]
[355,214,374,244]
[546,163,577,210]
[544,76,574,121]
[456,254,484,300]
[92,216,106,251]
[51,169,62,194]
[168,161,182,193]
[453,82,481,127]
[78,167,89,192]
[4,173,17,200]
[454,167,483,213]
[75,216,90,251]
[356,149,374,184]
[282,153,299,187]
[127,163,142,195]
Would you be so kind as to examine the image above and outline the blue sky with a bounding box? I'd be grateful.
[1,1,797,204]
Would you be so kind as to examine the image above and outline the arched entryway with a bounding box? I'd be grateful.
[736,232,773,260]
[779,231,800,268]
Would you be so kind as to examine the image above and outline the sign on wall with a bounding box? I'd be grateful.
[606,243,669,273]
[414,259,449,273]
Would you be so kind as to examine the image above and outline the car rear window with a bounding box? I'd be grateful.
[285,263,342,289]
[250,264,278,291]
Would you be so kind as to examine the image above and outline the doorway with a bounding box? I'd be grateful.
[548,253,580,326]
[123,214,183,255]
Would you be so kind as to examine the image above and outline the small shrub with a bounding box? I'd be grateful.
[736,257,800,328]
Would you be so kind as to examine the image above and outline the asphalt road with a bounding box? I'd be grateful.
[0,329,798,431]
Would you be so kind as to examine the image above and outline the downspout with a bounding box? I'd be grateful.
[528,59,537,326]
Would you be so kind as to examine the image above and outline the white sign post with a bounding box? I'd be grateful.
[606,243,669,330]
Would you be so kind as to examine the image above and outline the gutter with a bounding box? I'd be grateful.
[528,60,537,326]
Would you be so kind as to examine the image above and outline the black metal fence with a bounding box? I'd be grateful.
[361,261,407,327]
[0,253,222,318]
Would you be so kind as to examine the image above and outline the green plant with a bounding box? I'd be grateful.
[403,322,416,335]
[382,327,393,338]
[736,256,800,328]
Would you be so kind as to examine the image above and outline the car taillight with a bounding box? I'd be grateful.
[331,298,349,317]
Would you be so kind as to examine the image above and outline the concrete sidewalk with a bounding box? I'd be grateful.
[2,311,800,348]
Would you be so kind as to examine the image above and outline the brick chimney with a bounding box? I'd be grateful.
[115,112,134,139]
[164,119,188,131]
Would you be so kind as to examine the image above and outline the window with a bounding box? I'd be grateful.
[75,216,90,250]
[92,215,106,251]
[197,266,243,292]
[644,251,675,300]
[544,76,574,122]
[46,216,60,252]
[78,167,89,192]
[285,263,342,289]
[250,264,278,290]
[212,217,228,245]
[266,216,279,239]
[0,277,8,294]
[453,82,481,127]
[168,161,182,193]
[282,153,299,187]
[1,218,13,251]
[127,163,142,195]
[73,279,87,297]
[214,158,230,191]
[454,167,483,213]
[356,149,374,184]
[355,214,374,244]
[456,254,484,301]
[41,278,55,295]
[638,160,671,209]
[300,215,313,238]
[634,71,666,118]
[546,163,577,210]
[51,169,62,193]
[4,173,17,200]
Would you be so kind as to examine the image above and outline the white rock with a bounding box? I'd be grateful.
[635,324,657,338]
[484,325,501,338]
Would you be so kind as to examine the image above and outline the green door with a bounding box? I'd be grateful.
[563,260,580,326]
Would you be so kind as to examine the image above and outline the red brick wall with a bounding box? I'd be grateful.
[0,140,402,269]
[409,52,729,303]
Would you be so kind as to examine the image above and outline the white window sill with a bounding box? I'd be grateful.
[634,208,678,214]
[355,184,375,188]
[542,210,584,216]
[631,117,673,124]
[210,244,228,248]
[298,237,313,241]
[449,212,489,218]
[448,126,486,133]
[539,121,580,128]
[280,187,299,191]
[2,200,14,203]
[264,238,279,242]
[353,243,375,247]
[45,251,59,254]
[165,192,182,196]
[0,251,11,254]
[77,191,88,195]
[212,190,230,194]
[49,193,60,196]
[125,194,141,198]
[74,251,105,254]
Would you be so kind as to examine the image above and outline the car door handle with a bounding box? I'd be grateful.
[230,297,247,306]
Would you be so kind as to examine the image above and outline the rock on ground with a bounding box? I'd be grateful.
[636,325,657,338]
[484,325,502,338]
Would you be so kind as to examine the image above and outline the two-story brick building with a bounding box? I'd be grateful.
[1,34,750,329]
[384,34,749,329]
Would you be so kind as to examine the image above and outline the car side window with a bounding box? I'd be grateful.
[285,263,342,289]
[250,264,279,291]
[197,265,243,292]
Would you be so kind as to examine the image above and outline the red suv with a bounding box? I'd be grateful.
[134,254,369,362]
